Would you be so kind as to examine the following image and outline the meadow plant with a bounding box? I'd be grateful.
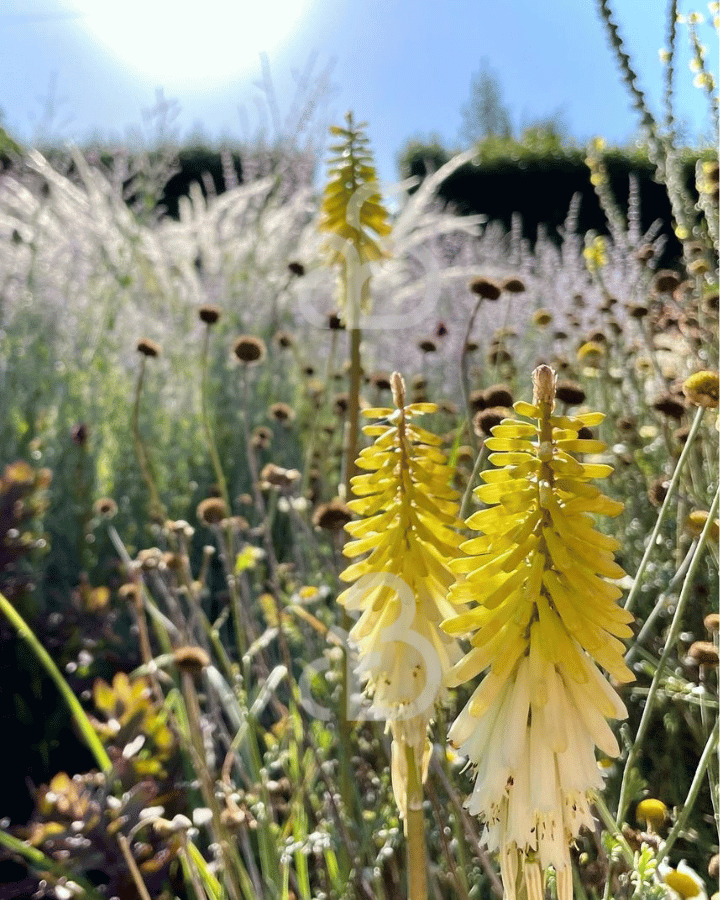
[0,18,717,897]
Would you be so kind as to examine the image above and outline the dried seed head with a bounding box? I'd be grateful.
[93,497,118,519]
[635,245,655,263]
[704,613,720,633]
[653,270,681,294]
[327,312,345,330]
[688,257,709,276]
[136,338,161,358]
[483,384,513,408]
[652,394,686,421]
[198,304,221,325]
[273,330,295,349]
[688,641,719,667]
[532,309,553,326]
[260,463,300,489]
[418,338,437,353]
[197,497,229,526]
[469,277,502,300]
[469,389,487,413]
[370,371,392,391]
[312,499,353,531]
[465,340,479,353]
[435,321,448,337]
[555,380,586,406]
[173,645,211,675]
[488,346,513,366]
[269,402,296,424]
[502,276,526,293]
[708,855,719,880]
[137,547,163,570]
[333,393,349,415]
[251,426,273,450]
[233,335,267,364]
[288,260,305,276]
[683,371,719,408]
[648,478,669,508]
[629,304,649,319]
[474,406,510,437]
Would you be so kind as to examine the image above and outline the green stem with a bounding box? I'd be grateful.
[200,324,230,510]
[623,405,706,615]
[0,590,112,774]
[404,742,428,900]
[616,483,720,824]
[656,720,719,864]
[131,355,164,521]
[0,829,107,900]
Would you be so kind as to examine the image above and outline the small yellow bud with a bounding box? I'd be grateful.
[636,798,668,829]
[683,371,719,408]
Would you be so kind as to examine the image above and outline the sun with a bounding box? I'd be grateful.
[64,1,312,89]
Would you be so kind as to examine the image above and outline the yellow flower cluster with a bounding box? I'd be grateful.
[338,373,465,816]
[443,365,634,900]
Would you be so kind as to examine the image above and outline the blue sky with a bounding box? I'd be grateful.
[1,0,717,184]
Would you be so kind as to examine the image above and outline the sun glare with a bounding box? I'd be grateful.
[64,1,311,89]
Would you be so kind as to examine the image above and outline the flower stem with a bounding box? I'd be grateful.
[404,742,428,900]
[623,404,706,615]
[616,482,720,824]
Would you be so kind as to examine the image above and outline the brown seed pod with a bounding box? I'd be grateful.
[312,499,353,531]
[93,497,118,519]
[197,497,229,526]
[687,641,719,667]
[233,335,267,364]
[198,304,221,325]
[502,277,526,293]
[136,338,161,358]
[269,402,296,424]
[474,406,511,437]
[174,645,211,675]
[483,384,513,408]
[653,270,681,294]
[469,277,502,300]
[555,380,586,406]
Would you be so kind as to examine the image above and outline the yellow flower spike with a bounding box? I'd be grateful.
[444,364,634,900]
[337,371,465,822]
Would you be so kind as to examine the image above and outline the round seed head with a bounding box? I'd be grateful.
[653,269,681,294]
[652,393,686,421]
[502,276,526,293]
[532,308,553,326]
[269,402,296,424]
[370,371,392,391]
[469,277,502,300]
[648,478,669,508]
[260,463,300,489]
[197,497,229,526]
[173,645,211,675]
[233,335,267,364]
[198,304,221,325]
[483,384,513,408]
[93,497,118,519]
[312,499,353,531]
[688,640,719,667]
[136,338,161,358]
[273,330,295,349]
[554,380,586,406]
[474,406,510,437]
[704,613,720,633]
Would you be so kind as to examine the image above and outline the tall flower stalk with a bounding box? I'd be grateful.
[319,112,391,496]
[443,364,635,900]
[338,373,464,900]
